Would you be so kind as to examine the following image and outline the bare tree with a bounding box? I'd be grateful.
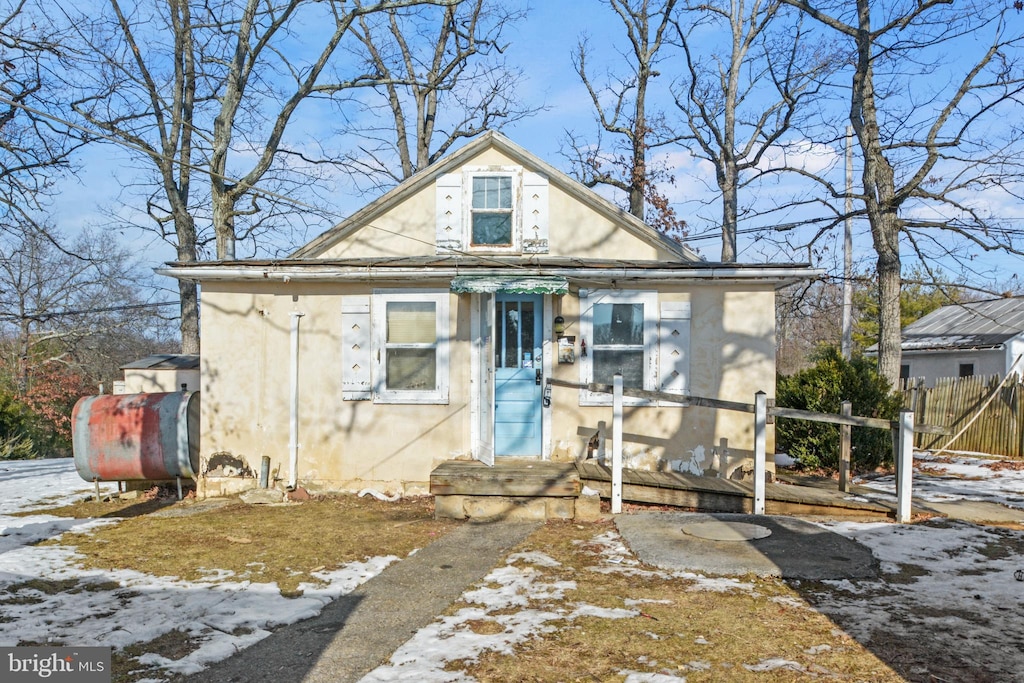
[206,0,456,260]
[0,0,83,234]
[566,0,683,231]
[0,224,167,395]
[66,0,454,351]
[782,0,1024,385]
[671,0,836,261]
[340,0,533,188]
[69,0,204,353]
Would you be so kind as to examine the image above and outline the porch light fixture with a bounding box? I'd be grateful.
[553,316,565,336]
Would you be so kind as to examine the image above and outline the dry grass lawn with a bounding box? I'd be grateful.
[454,521,902,682]
[36,493,910,682]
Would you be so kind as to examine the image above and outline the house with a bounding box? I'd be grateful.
[159,132,816,497]
[895,296,1024,387]
[113,354,200,395]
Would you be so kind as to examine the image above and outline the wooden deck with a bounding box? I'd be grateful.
[430,459,896,519]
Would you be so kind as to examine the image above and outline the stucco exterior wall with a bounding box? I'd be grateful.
[199,280,472,495]
[548,283,776,475]
[199,279,778,495]
[317,146,670,262]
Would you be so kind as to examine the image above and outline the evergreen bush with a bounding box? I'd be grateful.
[776,346,903,471]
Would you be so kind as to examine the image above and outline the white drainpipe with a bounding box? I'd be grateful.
[288,311,305,489]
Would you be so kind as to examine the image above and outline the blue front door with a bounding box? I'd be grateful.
[494,294,543,456]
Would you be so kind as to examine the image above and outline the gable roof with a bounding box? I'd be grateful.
[291,130,701,261]
[900,296,1024,351]
[120,354,200,371]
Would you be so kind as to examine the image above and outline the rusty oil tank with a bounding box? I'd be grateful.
[72,391,199,481]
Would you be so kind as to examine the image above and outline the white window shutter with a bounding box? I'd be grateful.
[522,171,549,253]
[435,173,464,253]
[342,296,372,400]
[659,301,691,395]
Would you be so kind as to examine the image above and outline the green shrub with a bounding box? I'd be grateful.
[0,390,50,460]
[0,434,36,460]
[776,346,903,471]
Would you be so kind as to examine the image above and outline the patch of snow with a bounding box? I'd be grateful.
[0,459,401,680]
[855,451,1024,510]
[774,453,797,468]
[744,657,805,672]
[624,598,673,606]
[361,551,627,682]
[619,671,687,682]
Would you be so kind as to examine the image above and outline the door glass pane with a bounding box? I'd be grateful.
[386,349,436,390]
[387,302,436,343]
[521,301,534,365]
[503,303,520,368]
[593,303,643,345]
[594,349,644,387]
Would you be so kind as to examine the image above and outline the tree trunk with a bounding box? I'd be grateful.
[174,211,200,353]
[178,280,200,354]
[212,191,236,260]
[630,68,647,220]
[720,164,738,262]
[852,0,900,386]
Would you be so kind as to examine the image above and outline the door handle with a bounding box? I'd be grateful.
[535,369,542,385]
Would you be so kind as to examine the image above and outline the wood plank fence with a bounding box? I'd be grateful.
[902,373,1024,459]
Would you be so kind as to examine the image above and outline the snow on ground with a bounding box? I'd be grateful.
[806,518,1024,681]
[797,451,1024,681]
[853,449,1024,508]
[4,453,1024,681]
[0,458,399,679]
[360,529,756,682]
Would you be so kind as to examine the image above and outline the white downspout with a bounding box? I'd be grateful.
[288,311,304,489]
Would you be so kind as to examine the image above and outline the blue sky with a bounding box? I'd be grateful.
[45,0,1024,294]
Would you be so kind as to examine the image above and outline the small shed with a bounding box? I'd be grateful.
[892,296,1024,386]
[115,354,200,395]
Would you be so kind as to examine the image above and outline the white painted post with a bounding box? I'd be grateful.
[753,391,767,515]
[839,401,852,493]
[288,311,304,490]
[897,409,915,523]
[611,374,623,514]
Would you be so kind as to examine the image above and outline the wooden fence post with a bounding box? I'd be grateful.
[839,401,852,493]
[612,374,623,514]
[754,391,766,515]
[897,408,915,523]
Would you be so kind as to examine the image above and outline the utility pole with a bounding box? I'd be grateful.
[842,125,854,360]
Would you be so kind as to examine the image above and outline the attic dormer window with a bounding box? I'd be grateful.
[471,175,513,246]
[434,167,549,255]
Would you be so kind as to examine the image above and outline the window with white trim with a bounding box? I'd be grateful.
[370,290,449,404]
[471,175,513,246]
[434,168,549,254]
[579,290,659,405]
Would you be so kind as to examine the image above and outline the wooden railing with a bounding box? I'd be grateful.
[547,378,928,522]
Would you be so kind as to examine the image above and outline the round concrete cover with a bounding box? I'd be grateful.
[682,520,772,542]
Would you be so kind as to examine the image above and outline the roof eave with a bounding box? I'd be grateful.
[157,262,820,289]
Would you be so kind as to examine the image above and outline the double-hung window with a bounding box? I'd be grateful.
[435,167,548,254]
[470,175,514,247]
[371,290,449,404]
[580,290,658,405]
